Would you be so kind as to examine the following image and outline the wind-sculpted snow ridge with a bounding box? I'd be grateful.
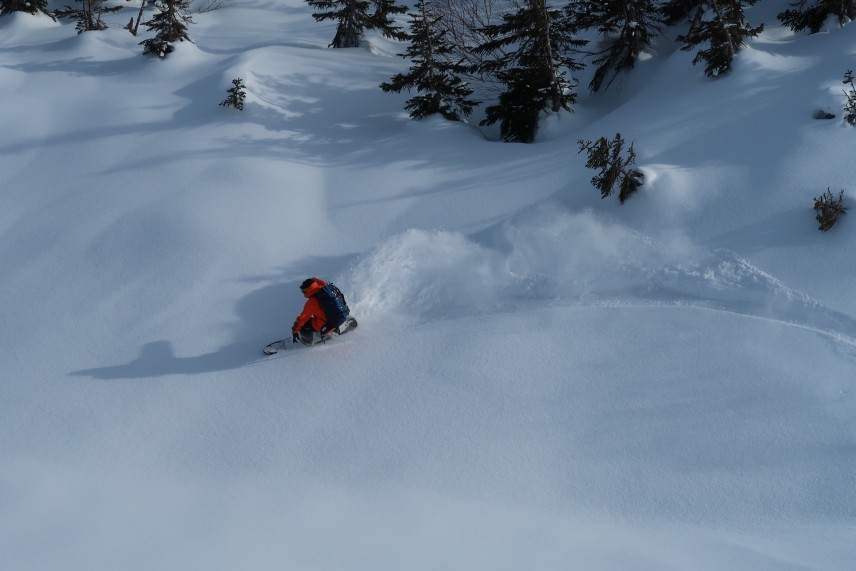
[348,207,856,350]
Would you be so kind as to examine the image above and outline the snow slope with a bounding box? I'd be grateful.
[1,2,854,569]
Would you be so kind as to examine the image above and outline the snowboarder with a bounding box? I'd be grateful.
[291,277,353,345]
[263,277,357,354]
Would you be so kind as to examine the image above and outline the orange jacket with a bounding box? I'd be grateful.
[292,278,330,334]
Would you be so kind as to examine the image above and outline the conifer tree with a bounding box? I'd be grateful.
[778,0,856,33]
[305,0,407,48]
[673,0,763,77]
[140,0,194,59]
[569,0,664,92]
[380,0,478,121]
[0,0,52,16]
[55,0,122,33]
[474,0,587,143]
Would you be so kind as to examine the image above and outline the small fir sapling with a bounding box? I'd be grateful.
[843,70,856,125]
[219,78,246,111]
[813,188,847,231]
[577,133,644,203]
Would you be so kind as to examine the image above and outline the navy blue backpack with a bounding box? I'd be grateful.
[316,283,350,333]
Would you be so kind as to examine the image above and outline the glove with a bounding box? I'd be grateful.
[292,332,300,344]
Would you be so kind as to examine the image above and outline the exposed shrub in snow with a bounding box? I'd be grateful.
[578,133,643,203]
[813,188,847,231]
[844,69,856,125]
[219,78,246,111]
[54,0,122,34]
[191,0,230,13]
[430,0,502,75]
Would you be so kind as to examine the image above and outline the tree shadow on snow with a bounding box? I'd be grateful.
[70,253,359,380]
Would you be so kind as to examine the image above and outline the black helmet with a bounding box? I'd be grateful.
[300,278,316,292]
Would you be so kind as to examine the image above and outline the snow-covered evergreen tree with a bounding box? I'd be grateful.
[0,0,51,16]
[778,0,856,33]
[305,0,407,48]
[54,0,123,33]
[140,0,194,59]
[569,0,664,92]
[673,0,763,77]
[474,0,587,143]
[380,0,478,121]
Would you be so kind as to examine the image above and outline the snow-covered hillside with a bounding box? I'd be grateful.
[1,2,854,569]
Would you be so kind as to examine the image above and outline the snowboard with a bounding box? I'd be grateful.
[263,317,358,355]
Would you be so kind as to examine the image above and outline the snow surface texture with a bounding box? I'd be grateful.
[1,2,855,569]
